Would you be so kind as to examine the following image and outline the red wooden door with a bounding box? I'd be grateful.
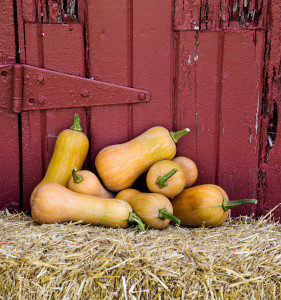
[0,0,280,218]
[0,0,20,211]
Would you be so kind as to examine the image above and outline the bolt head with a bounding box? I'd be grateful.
[37,74,44,83]
[37,96,46,104]
[138,93,146,101]
[81,89,89,97]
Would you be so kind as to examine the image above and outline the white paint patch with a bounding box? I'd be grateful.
[188,54,191,66]
[194,55,198,61]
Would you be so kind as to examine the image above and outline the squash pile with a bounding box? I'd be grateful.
[30,114,258,231]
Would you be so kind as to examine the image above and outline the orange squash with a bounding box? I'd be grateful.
[95,126,190,192]
[171,184,257,227]
[32,183,145,230]
[68,167,113,198]
[30,114,89,207]
[146,160,186,198]
[116,189,180,229]
[172,156,198,187]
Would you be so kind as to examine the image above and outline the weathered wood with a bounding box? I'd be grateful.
[258,0,281,217]
[174,0,267,31]
[217,30,264,217]
[22,22,86,212]
[0,0,20,211]
[86,0,132,166]
[174,31,221,185]
[132,0,174,136]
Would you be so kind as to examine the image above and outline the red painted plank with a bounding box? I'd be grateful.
[42,24,85,76]
[87,0,131,164]
[25,23,85,75]
[217,30,264,217]
[21,111,44,212]
[22,0,37,22]
[0,0,16,64]
[0,111,20,211]
[0,0,20,211]
[174,31,221,185]
[24,23,44,67]
[132,0,174,137]
[258,0,281,217]
[22,23,87,212]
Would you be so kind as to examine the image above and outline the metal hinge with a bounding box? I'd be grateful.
[0,64,150,113]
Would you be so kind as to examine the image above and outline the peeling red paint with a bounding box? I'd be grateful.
[258,0,281,217]
[174,0,267,31]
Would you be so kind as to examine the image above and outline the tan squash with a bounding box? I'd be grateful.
[32,183,145,230]
[171,184,257,227]
[172,156,198,187]
[146,160,186,198]
[30,114,89,207]
[68,167,113,198]
[116,189,180,229]
[95,126,190,192]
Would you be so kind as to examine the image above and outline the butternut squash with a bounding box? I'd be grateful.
[116,189,180,229]
[32,183,145,230]
[171,184,257,227]
[68,167,113,198]
[146,160,186,198]
[172,156,198,187]
[95,126,190,192]
[30,114,89,207]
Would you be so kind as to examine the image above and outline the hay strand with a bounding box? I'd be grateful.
[0,210,281,299]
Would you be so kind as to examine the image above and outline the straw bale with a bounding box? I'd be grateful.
[0,209,281,299]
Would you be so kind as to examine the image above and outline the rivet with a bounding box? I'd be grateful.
[37,74,44,83]
[1,70,7,77]
[29,98,35,103]
[37,96,46,104]
[40,12,45,17]
[138,93,146,101]
[81,89,89,97]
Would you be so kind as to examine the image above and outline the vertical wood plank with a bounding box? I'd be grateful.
[87,0,131,166]
[22,23,86,212]
[174,31,221,185]
[132,0,174,137]
[0,0,20,211]
[258,0,281,217]
[217,30,264,217]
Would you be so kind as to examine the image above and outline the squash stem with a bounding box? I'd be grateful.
[128,212,146,231]
[170,128,190,143]
[72,167,83,183]
[222,199,258,211]
[155,168,178,189]
[70,113,83,132]
[158,208,181,225]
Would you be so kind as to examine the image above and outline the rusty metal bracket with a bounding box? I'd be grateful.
[0,64,150,113]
